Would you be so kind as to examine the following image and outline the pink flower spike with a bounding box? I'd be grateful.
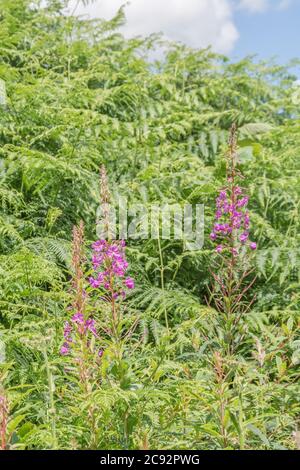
[216,245,223,253]
[250,242,257,250]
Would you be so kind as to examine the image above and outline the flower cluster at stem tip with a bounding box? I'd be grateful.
[89,239,135,297]
[210,186,257,255]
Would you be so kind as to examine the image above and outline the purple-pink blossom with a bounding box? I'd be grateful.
[211,185,257,253]
[60,343,69,355]
[89,278,101,288]
[72,312,84,324]
[60,312,99,356]
[88,239,135,299]
[239,232,249,244]
[84,318,97,336]
[232,248,239,257]
[124,277,135,289]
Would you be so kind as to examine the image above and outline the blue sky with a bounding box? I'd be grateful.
[71,0,300,73]
[233,0,300,67]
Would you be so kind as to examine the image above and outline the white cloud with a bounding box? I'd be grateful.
[238,0,269,13]
[67,0,294,55]
[69,0,239,54]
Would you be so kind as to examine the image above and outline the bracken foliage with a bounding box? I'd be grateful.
[0,0,299,450]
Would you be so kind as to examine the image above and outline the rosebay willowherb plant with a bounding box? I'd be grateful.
[60,221,105,448]
[208,124,257,355]
[59,166,136,448]
[60,221,102,362]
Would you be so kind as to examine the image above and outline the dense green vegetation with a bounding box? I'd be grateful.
[0,0,299,450]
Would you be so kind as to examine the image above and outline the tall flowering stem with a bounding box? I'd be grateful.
[59,166,135,447]
[89,166,135,344]
[208,124,257,355]
[60,221,103,449]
